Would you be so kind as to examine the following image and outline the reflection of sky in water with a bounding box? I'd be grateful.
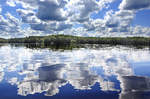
[0,45,150,99]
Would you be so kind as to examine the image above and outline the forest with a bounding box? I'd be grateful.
[0,35,150,48]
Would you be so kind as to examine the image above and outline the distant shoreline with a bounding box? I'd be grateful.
[0,35,150,47]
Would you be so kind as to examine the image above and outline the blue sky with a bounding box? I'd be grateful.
[0,0,150,38]
[132,9,150,27]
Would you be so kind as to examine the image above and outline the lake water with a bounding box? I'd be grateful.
[0,45,150,99]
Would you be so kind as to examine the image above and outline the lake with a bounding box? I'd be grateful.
[0,44,150,99]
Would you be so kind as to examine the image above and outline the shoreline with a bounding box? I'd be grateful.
[0,35,150,47]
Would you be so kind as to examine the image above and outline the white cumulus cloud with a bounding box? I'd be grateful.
[119,0,150,10]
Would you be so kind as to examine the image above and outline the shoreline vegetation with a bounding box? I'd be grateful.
[0,35,150,49]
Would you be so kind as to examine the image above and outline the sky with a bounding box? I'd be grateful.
[0,0,150,38]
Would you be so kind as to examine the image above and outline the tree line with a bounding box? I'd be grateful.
[0,35,150,47]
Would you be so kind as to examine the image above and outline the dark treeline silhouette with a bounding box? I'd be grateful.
[0,38,7,43]
[1,35,150,47]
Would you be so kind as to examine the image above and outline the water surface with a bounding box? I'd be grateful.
[0,45,150,99]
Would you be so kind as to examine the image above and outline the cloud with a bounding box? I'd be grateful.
[0,72,4,82]
[37,0,67,21]
[66,63,102,90]
[90,0,150,36]
[0,7,1,13]
[82,19,105,32]
[54,22,73,31]
[129,25,150,36]
[0,13,24,37]
[6,0,16,7]
[119,0,150,10]
[119,76,150,99]
[17,9,38,23]
[38,64,66,81]
[0,15,15,32]
[30,21,73,32]
[59,27,87,36]
[5,13,20,27]
[8,77,18,85]
[14,0,39,9]
[18,64,67,96]
[67,0,115,23]
[15,0,114,32]
[30,23,50,31]
[120,76,150,92]
[17,8,72,32]
[18,80,66,96]
[15,0,67,21]
[105,10,135,28]
[103,10,135,34]
[0,0,150,37]
[69,0,100,22]
[81,9,135,36]
[79,0,150,36]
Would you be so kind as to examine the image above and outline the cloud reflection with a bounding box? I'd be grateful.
[0,46,150,97]
[119,76,150,99]
[18,64,67,96]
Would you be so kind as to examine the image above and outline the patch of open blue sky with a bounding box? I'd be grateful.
[132,9,150,27]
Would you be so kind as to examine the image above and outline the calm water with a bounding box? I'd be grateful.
[0,45,150,99]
